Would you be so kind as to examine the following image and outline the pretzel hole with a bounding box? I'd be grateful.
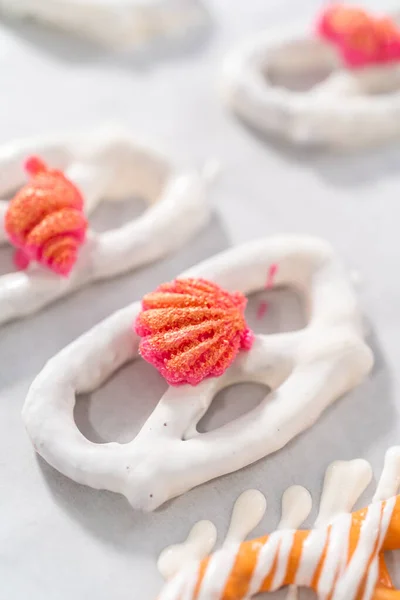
[265,39,336,92]
[197,382,270,433]
[74,359,167,443]
[90,195,148,233]
[0,194,148,276]
[353,68,400,96]
[196,287,304,433]
[384,551,400,589]
[0,194,19,275]
[0,194,149,275]
[245,286,306,335]
[0,243,15,276]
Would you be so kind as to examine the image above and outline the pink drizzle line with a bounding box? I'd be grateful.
[257,263,278,320]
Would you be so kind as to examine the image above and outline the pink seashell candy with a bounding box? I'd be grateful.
[135,278,254,386]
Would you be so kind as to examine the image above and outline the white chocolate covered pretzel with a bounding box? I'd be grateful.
[0,0,206,48]
[0,127,210,325]
[222,15,400,148]
[23,235,373,510]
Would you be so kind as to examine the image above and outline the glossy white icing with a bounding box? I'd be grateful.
[373,446,400,502]
[223,489,267,546]
[23,235,373,510]
[332,497,395,600]
[0,127,210,325]
[158,453,400,599]
[278,485,312,600]
[158,520,217,580]
[158,489,266,584]
[221,20,400,148]
[0,0,206,48]
[315,458,372,527]
[278,485,311,530]
[299,458,373,599]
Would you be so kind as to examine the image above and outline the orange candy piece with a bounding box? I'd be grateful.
[5,156,87,276]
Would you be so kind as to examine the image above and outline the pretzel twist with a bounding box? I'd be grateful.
[158,496,400,600]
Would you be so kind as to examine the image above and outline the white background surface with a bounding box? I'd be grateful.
[1,1,400,598]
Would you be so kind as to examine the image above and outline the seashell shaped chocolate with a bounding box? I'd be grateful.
[5,156,87,276]
[135,278,254,385]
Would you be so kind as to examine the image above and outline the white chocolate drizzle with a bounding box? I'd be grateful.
[157,490,267,580]
[223,489,267,546]
[278,485,312,600]
[157,520,217,580]
[373,446,400,502]
[158,449,400,599]
[315,459,372,527]
[278,485,312,530]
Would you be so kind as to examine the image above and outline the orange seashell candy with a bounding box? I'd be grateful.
[135,278,254,386]
[5,156,88,276]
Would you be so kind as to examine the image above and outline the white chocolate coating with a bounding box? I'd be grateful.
[0,0,206,48]
[22,235,373,511]
[373,446,400,502]
[315,459,372,527]
[278,485,312,530]
[279,485,312,600]
[223,489,267,547]
[221,20,400,148]
[157,520,217,580]
[158,489,266,580]
[0,127,210,325]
